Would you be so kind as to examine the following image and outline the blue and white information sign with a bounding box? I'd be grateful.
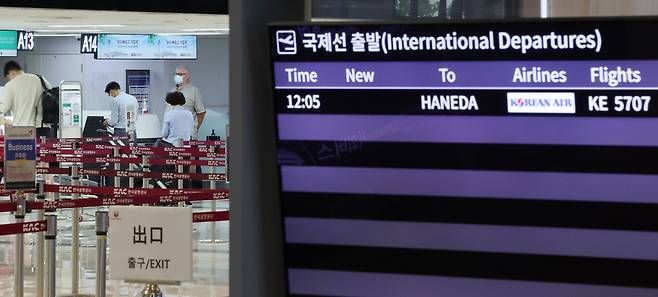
[97,34,155,59]
[4,126,36,190]
[157,35,197,59]
[97,34,197,60]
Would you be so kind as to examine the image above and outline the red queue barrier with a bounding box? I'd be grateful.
[0,167,226,181]
[193,211,229,223]
[0,220,47,236]
[37,147,225,158]
[0,210,229,236]
[37,156,226,166]
[39,136,130,143]
[77,168,226,181]
[43,184,228,197]
[184,140,225,146]
[29,191,229,210]
[0,201,16,213]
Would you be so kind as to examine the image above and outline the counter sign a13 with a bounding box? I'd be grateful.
[17,31,34,51]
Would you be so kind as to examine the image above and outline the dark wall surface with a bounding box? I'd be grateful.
[0,1,227,14]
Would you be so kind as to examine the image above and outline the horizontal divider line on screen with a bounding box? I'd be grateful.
[281,192,658,232]
[287,269,658,297]
[273,89,658,117]
[285,244,658,289]
[277,114,658,147]
[280,166,658,204]
[278,140,658,174]
[284,217,658,261]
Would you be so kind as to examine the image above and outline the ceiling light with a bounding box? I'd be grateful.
[37,29,102,33]
[180,28,230,32]
[48,24,124,28]
[33,33,81,37]
[159,32,228,36]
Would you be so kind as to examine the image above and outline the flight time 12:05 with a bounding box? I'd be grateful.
[286,94,321,110]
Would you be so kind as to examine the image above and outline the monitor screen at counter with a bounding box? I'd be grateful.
[269,19,658,297]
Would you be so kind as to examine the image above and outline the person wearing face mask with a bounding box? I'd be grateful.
[170,65,206,140]
[103,81,138,137]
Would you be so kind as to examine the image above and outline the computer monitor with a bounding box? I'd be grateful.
[82,115,107,137]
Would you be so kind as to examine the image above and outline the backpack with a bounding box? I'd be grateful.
[36,75,59,126]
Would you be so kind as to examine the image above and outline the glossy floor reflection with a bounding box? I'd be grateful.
[0,200,229,297]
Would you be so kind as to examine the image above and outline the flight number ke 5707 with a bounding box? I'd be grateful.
[589,95,651,112]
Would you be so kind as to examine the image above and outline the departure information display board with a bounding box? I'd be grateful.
[269,19,658,297]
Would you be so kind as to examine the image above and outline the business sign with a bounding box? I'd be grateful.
[97,34,197,60]
[17,31,34,51]
[0,30,17,56]
[109,206,192,283]
[270,19,658,297]
[4,126,36,190]
[80,34,98,54]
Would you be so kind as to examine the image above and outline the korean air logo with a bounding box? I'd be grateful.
[507,92,575,114]
[276,30,297,55]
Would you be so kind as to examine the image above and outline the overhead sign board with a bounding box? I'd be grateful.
[17,31,34,51]
[96,34,197,60]
[80,34,98,54]
[0,30,17,56]
[109,206,192,283]
[4,126,36,190]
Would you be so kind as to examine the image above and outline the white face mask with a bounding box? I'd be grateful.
[174,75,184,85]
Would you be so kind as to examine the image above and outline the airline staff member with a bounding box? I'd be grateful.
[103,81,138,136]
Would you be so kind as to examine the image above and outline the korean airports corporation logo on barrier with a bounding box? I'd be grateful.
[276,30,297,55]
[507,92,576,114]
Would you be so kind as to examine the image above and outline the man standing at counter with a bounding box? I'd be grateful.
[1,61,52,132]
[103,81,138,137]
[172,65,206,139]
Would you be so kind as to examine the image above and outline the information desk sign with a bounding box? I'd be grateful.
[4,126,36,190]
[109,206,192,283]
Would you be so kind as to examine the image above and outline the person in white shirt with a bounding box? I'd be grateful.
[1,61,53,134]
[160,91,194,146]
[171,65,206,139]
[152,92,194,188]
[102,81,138,137]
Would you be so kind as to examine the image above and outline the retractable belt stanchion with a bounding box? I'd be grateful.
[14,193,26,297]
[142,155,150,189]
[128,133,135,188]
[142,155,150,207]
[36,180,46,297]
[95,211,108,297]
[210,144,218,243]
[71,160,80,296]
[177,139,184,207]
[45,214,57,297]
[113,146,120,187]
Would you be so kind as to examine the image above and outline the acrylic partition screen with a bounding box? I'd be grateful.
[269,19,658,297]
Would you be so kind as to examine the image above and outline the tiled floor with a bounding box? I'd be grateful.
[0,200,229,297]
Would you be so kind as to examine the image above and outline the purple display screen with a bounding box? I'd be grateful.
[269,19,658,297]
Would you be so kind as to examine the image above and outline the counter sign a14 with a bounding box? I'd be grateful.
[80,34,98,54]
